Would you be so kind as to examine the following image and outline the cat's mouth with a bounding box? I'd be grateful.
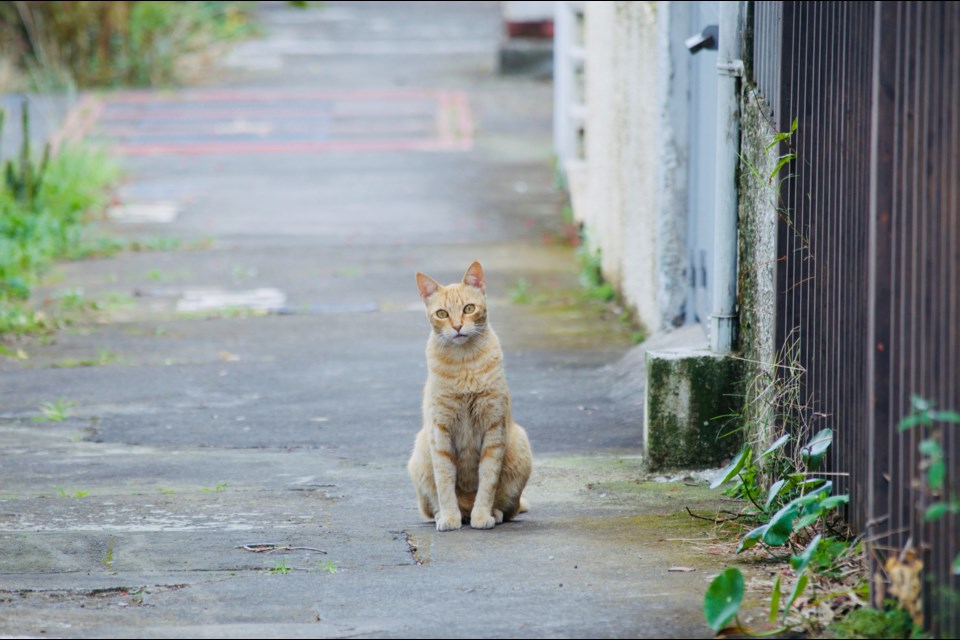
[452,333,470,343]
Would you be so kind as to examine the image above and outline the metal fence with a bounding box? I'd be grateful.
[751,1,960,634]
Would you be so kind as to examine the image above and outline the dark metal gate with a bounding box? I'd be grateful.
[750,1,960,633]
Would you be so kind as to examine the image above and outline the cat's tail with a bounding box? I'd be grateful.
[518,493,530,514]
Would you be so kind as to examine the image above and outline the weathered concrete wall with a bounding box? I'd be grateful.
[644,347,744,470]
[736,88,780,449]
[579,1,688,334]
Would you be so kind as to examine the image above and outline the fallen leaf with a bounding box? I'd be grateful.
[668,566,696,572]
[885,544,924,627]
[218,351,241,362]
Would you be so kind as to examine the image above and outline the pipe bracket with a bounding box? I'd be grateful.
[717,60,745,78]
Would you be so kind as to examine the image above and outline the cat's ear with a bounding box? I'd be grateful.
[416,272,442,300]
[462,261,485,292]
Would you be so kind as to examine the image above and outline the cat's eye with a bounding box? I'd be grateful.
[463,304,476,314]
[435,309,449,319]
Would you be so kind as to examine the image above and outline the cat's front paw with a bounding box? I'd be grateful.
[470,510,496,529]
[436,512,462,531]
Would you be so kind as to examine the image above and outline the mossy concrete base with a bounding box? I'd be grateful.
[644,348,743,470]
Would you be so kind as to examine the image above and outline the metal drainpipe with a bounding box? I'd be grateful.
[711,1,744,353]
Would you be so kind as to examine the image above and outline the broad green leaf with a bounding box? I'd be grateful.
[737,524,768,553]
[919,438,942,458]
[896,413,928,431]
[704,568,745,631]
[929,461,945,489]
[932,410,960,424]
[953,554,960,575]
[794,512,821,529]
[790,534,822,575]
[798,477,828,490]
[769,573,782,623]
[801,429,833,469]
[786,473,806,484]
[711,446,752,489]
[765,479,787,512]
[924,502,953,522]
[819,495,850,510]
[763,503,799,546]
[761,434,791,458]
[790,116,799,133]
[911,395,932,412]
[787,482,833,511]
[783,572,809,621]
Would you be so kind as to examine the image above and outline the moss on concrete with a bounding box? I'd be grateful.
[736,89,784,450]
[645,350,744,470]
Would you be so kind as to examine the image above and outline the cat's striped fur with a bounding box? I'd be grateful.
[408,261,531,531]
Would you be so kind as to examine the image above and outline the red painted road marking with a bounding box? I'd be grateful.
[80,88,474,155]
[96,121,437,137]
[106,88,443,103]
[113,138,472,156]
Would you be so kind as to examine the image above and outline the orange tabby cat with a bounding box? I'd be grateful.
[407,261,532,531]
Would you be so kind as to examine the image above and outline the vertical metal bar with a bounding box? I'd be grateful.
[919,7,935,624]
[892,1,907,557]
[868,0,896,605]
[775,0,795,357]
[829,0,842,495]
[943,3,960,637]
[808,0,820,455]
[857,1,875,528]
[948,4,960,633]
[802,0,815,437]
[837,0,850,514]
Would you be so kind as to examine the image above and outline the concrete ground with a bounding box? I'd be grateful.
[0,3,743,637]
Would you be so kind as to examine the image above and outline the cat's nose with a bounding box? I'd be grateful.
[452,324,463,333]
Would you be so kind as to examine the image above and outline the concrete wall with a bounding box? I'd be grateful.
[576,1,688,334]
[736,88,781,449]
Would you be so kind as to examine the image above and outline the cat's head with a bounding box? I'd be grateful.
[416,261,488,346]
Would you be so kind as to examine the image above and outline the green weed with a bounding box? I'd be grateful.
[50,348,119,368]
[146,268,190,282]
[705,428,854,634]
[200,482,228,493]
[97,292,136,311]
[101,536,115,569]
[826,604,915,639]
[56,289,94,312]
[0,102,119,336]
[34,399,74,422]
[576,241,616,302]
[271,557,291,575]
[128,236,184,252]
[704,329,856,634]
[53,484,89,499]
[0,343,29,359]
[509,277,532,304]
